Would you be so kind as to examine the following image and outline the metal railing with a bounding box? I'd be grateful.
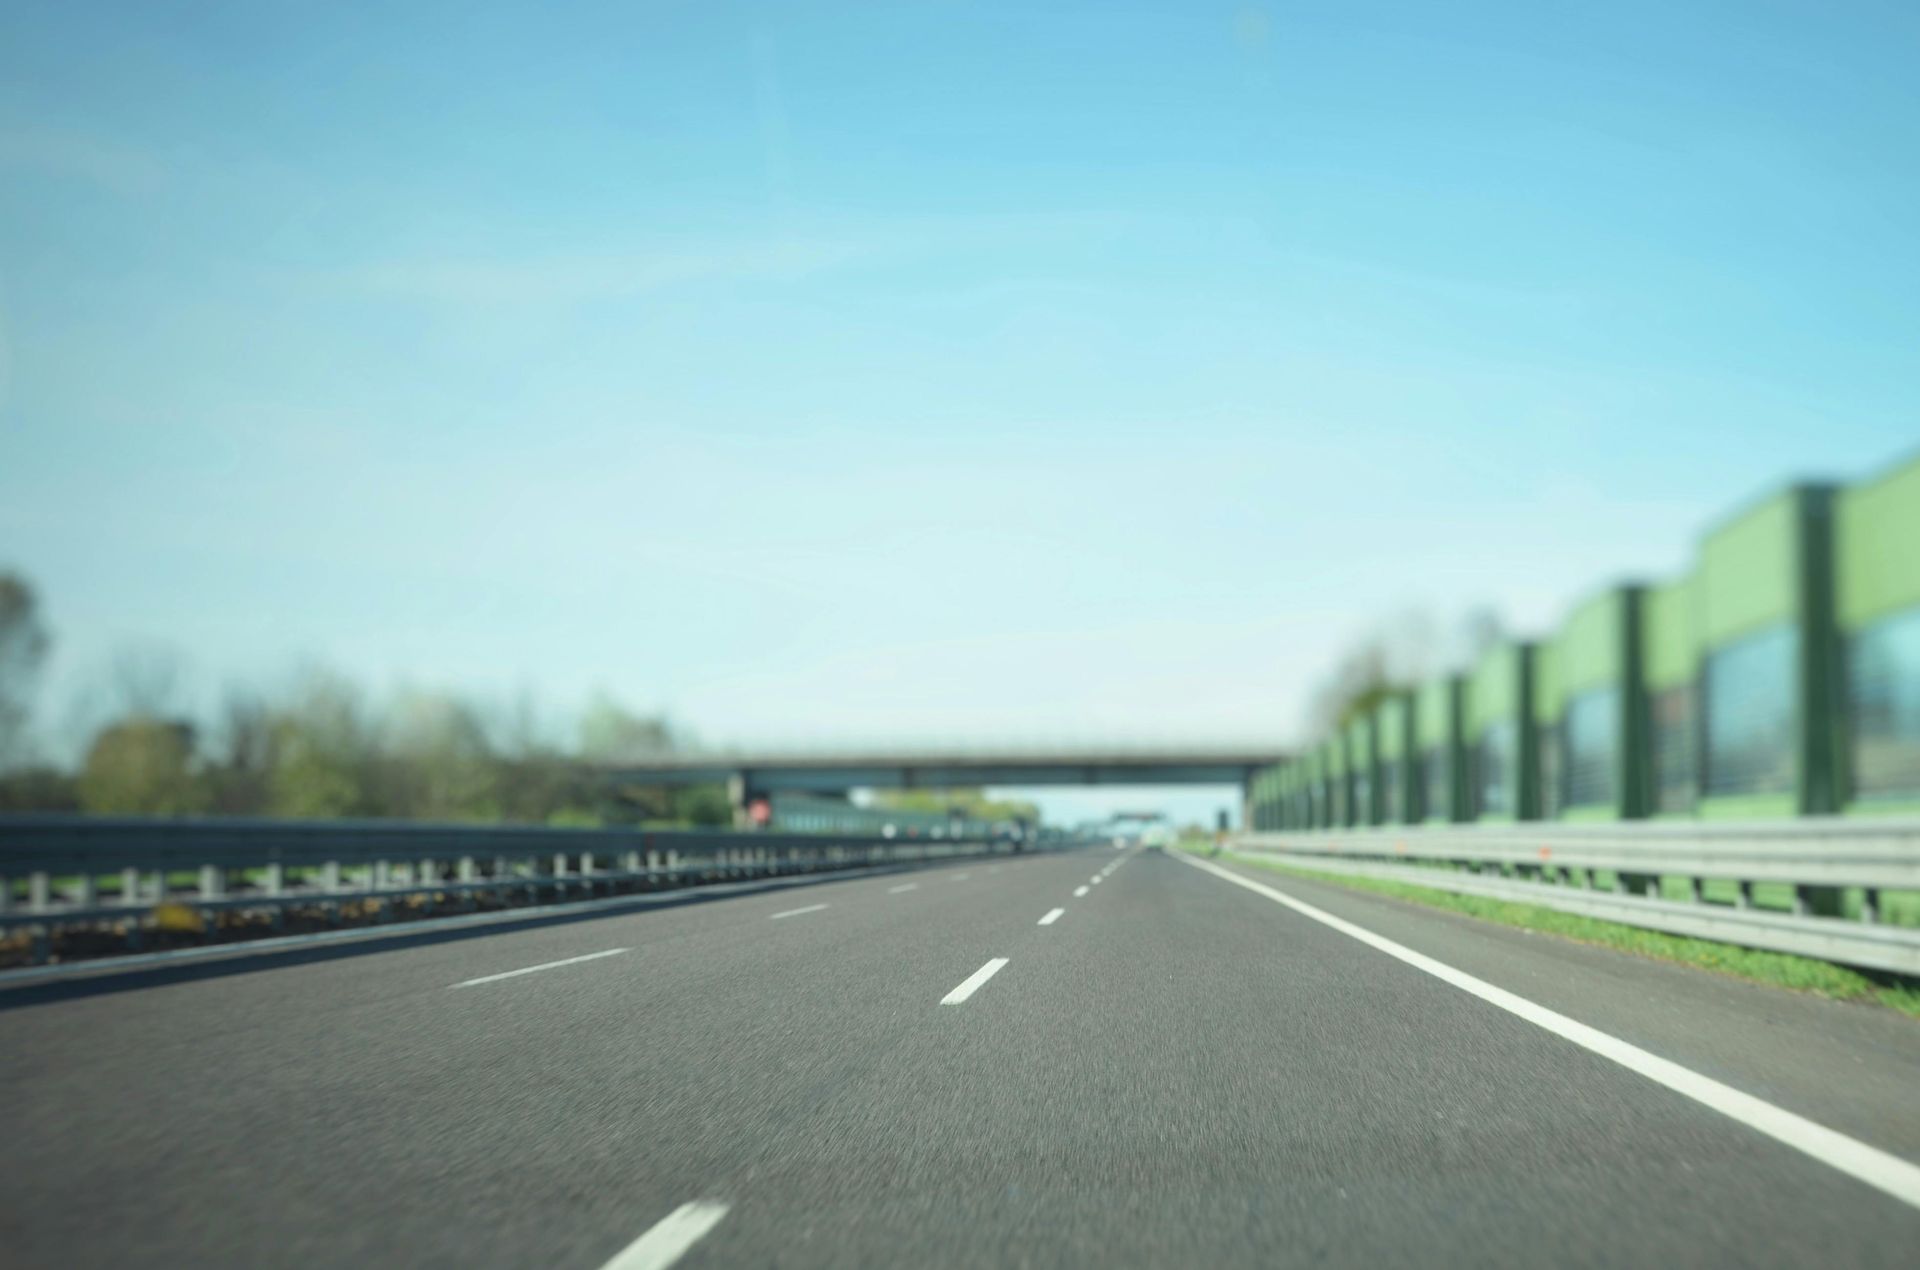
[1231,819,1920,976]
[0,815,1032,964]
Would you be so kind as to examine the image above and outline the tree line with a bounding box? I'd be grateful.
[0,570,729,826]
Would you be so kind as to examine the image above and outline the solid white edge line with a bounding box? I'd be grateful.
[1172,850,1920,1212]
[769,903,829,920]
[1038,907,1065,926]
[888,882,918,893]
[599,1199,731,1270]
[451,947,629,989]
[1073,886,1090,898]
[941,957,1010,1004]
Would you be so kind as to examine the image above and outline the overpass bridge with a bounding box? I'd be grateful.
[597,745,1291,825]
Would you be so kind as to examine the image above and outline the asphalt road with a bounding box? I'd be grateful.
[2,844,1916,1268]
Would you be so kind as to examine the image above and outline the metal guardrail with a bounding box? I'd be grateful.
[1232,820,1920,976]
[0,815,1030,962]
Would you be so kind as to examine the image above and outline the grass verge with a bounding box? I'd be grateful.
[1213,848,1920,1019]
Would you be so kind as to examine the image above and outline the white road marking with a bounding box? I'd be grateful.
[888,882,918,894]
[1091,876,1102,885]
[1038,908,1065,926]
[953,873,971,881]
[1174,850,1920,1213]
[941,957,1010,1004]
[451,948,628,989]
[598,1199,730,1270]
[1073,885,1089,897]
[770,903,828,920]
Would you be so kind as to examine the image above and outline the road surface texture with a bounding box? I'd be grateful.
[3,845,1916,1268]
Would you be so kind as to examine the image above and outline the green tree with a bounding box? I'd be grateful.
[207,690,277,814]
[1306,606,1507,734]
[492,690,600,824]
[269,671,371,818]
[578,691,680,761]
[78,717,209,815]
[0,571,51,769]
[383,691,499,820]
[0,765,79,812]
[671,784,734,827]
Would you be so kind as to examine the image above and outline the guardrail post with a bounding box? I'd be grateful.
[198,864,225,901]
[322,860,341,892]
[1861,888,1881,924]
[1734,880,1753,909]
[73,872,96,907]
[120,867,140,906]
[0,873,11,915]
[262,862,285,929]
[29,870,52,912]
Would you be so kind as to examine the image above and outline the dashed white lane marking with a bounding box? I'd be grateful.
[451,948,628,989]
[1038,908,1065,926]
[1073,885,1090,898]
[1174,850,1920,1213]
[598,1199,730,1270]
[941,957,1010,1004]
[1090,876,1103,885]
[888,883,919,894]
[953,872,971,881]
[770,903,828,920]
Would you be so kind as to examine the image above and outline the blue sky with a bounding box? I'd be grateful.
[3,2,1918,824]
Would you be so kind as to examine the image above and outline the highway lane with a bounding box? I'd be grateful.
[0,846,1120,1268]
[1,844,1915,1268]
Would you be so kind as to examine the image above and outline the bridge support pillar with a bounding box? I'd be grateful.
[729,772,765,830]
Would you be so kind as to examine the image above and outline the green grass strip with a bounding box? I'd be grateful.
[1216,849,1920,1019]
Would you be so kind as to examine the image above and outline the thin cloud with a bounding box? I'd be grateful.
[340,237,881,306]
[320,211,1139,307]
